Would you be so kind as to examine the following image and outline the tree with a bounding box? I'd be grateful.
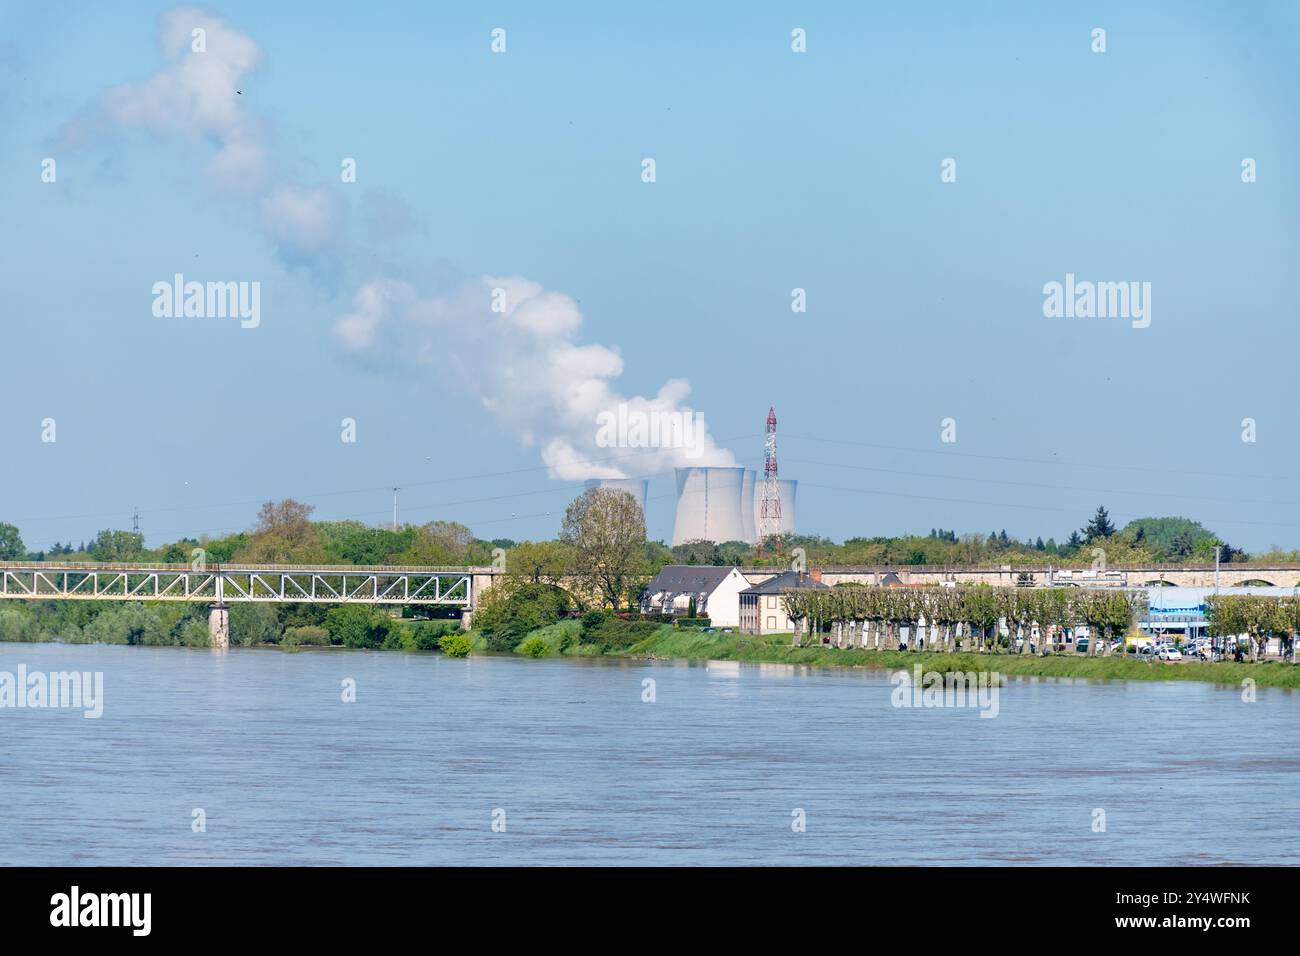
[230,603,283,646]
[325,604,395,649]
[400,520,476,565]
[560,488,649,608]
[0,523,25,560]
[89,528,146,562]
[238,500,324,563]
[965,587,1001,653]
[504,540,573,586]
[1082,506,1115,543]
[474,581,571,651]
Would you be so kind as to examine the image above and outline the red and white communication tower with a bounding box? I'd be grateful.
[758,406,782,544]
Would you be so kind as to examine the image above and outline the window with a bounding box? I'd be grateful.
[766,596,777,609]
[766,616,777,630]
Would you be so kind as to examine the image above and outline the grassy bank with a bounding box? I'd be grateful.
[473,624,1300,689]
[8,608,1296,688]
[633,630,1300,687]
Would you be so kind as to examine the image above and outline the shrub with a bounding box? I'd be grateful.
[518,635,551,658]
[675,617,711,629]
[283,625,331,647]
[81,603,166,645]
[382,622,412,650]
[476,582,572,652]
[325,604,396,648]
[178,619,211,647]
[581,609,608,630]
[230,603,283,646]
[410,619,459,651]
[439,633,472,658]
[0,606,35,642]
[582,617,660,652]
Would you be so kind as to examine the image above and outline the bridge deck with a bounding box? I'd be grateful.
[0,564,476,605]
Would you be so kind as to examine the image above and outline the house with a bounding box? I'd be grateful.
[739,570,828,634]
[641,565,749,627]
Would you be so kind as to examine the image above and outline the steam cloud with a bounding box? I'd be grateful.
[63,6,736,481]
[334,276,736,480]
[62,8,342,276]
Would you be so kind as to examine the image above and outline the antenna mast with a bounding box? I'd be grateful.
[758,406,782,546]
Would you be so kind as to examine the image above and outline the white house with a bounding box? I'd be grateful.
[641,565,749,627]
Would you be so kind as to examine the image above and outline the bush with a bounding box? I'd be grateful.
[0,606,35,642]
[476,582,572,652]
[230,603,283,646]
[410,619,459,651]
[582,617,660,652]
[283,625,331,647]
[382,622,412,650]
[518,635,551,658]
[81,603,167,645]
[439,633,472,658]
[325,604,396,649]
[675,617,711,629]
[581,609,608,629]
[178,619,211,647]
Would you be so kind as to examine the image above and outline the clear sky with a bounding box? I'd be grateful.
[1,1,1298,552]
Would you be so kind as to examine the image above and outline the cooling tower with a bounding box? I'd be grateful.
[741,469,757,544]
[584,478,649,519]
[753,478,797,540]
[672,466,747,546]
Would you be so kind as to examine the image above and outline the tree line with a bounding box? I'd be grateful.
[780,585,1147,656]
[1,501,1284,580]
[1204,594,1300,662]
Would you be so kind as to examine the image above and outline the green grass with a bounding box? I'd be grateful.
[352,619,1300,689]
[602,629,1300,689]
[518,619,580,656]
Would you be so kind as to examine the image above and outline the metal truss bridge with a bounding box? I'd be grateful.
[0,563,474,607]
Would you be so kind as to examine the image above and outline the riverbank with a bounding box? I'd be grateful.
[6,615,1297,688]
[465,621,1300,688]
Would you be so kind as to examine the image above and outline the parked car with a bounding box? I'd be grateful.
[1158,647,1183,662]
[1137,645,1158,659]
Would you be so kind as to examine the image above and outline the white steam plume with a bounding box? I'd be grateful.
[334,276,736,479]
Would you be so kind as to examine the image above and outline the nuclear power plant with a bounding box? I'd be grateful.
[580,408,797,546]
[584,478,649,518]
[666,407,796,546]
[671,466,748,545]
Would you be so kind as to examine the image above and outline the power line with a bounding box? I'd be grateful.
[785,457,1300,510]
[783,433,1298,484]
[7,435,762,528]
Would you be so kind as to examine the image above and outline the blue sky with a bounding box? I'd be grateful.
[1,1,1298,551]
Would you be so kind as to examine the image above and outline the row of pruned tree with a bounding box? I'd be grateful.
[1204,594,1300,662]
[781,586,1147,655]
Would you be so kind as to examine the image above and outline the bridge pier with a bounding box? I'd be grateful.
[209,604,230,649]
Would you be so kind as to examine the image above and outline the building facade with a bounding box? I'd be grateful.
[739,570,828,634]
[641,565,749,628]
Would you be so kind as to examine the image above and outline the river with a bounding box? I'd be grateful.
[1,643,1297,865]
